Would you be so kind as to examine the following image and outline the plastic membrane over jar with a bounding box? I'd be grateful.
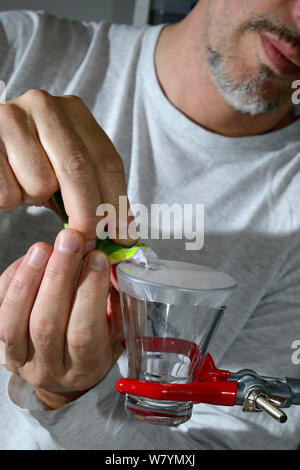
[116,260,237,426]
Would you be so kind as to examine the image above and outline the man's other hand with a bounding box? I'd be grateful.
[0,90,136,250]
[0,229,124,409]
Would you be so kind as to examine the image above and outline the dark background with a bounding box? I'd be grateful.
[0,0,135,23]
[0,0,196,25]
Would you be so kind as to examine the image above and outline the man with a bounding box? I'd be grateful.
[0,0,299,450]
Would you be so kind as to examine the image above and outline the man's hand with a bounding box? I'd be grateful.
[0,229,124,409]
[0,90,136,249]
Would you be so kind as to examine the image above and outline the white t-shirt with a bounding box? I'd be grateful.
[0,10,299,450]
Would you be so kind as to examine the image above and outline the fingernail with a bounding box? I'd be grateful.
[0,340,6,365]
[57,230,80,254]
[88,251,108,271]
[84,239,97,255]
[28,246,49,270]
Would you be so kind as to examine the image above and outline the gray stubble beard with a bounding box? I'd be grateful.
[206,46,290,115]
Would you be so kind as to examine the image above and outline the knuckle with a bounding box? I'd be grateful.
[76,282,104,299]
[30,370,50,389]
[3,277,30,305]
[23,89,51,106]
[25,177,58,199]
[67,329,94,352]
[0,334,26,369]
[22,163,58,198]
[5,355,25,370]
[44,263,71,284]
[31,322,56,348]
[4,332,17,351]
[63,152,93,179]
[64,94,84,106]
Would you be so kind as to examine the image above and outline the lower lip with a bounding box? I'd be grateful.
[260,34,300,76]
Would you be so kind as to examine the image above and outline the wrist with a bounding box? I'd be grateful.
[35,387,87,410]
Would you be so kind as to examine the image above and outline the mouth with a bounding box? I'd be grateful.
[260,32,300,77]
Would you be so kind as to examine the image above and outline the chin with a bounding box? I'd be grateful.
[207,46,292,115]
[222,81,292,115]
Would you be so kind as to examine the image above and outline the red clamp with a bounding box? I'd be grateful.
[115,338,237,406]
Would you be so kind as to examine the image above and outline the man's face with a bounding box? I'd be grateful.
[203,0,300,114]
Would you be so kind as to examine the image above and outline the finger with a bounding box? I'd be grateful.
[0,243,51,371]
[60,96,138,246]
[0,255,25,365]
[0,256,25,306]
[0,103,58,207]
[21,90,102,248]
[64,250,111,376]
[28,229,84,368]
[0,148,23,211]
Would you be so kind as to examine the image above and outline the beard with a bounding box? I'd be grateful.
[206,46,290,116]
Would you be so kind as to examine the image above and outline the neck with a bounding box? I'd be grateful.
[154,9,295,138]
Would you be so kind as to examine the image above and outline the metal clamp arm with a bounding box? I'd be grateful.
[286,377,300,405]
[231,368,300,423]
